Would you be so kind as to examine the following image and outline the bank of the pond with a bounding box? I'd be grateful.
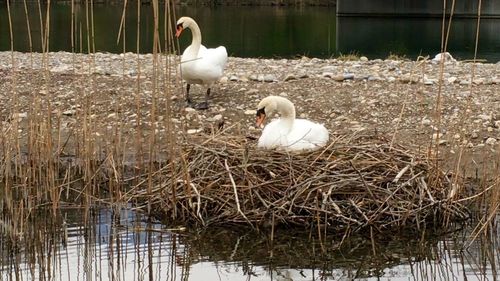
[0,51,498,169]
[0,51,498,230]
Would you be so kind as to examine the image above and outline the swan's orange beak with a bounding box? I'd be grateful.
[256,112,266,128]
[175,26,184,38]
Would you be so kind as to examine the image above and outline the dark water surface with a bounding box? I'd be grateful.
[0,206,500,281]
[0,3,499,61]
[1,207,498,281]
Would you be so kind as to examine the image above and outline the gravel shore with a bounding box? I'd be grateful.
[1,51,499,174]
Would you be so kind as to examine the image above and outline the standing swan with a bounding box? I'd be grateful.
[255,96,329,151]
[176,16,228,110]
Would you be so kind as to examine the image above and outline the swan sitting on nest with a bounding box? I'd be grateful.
[255,96,329,151]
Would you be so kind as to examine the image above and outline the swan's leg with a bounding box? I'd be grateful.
[195,87,210,110]
[185,83,192,104]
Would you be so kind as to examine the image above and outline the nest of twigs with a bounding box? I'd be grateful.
[129,133,470,233]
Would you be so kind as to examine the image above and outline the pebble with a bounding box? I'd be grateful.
[284,74,297,81]
[343,73,355,80]
[63,109,76,116]
[322,72,334,78]
[421,118,431,126]
[478,114,491,121]
[485,137,497,145]
[206,114,223,122]
[332,75,344,82]
[187,129,202,134]
[263,74,277,82]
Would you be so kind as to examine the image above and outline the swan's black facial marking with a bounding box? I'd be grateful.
[256,107,267,127]
[256,107,265,117]
[175,23,184,38]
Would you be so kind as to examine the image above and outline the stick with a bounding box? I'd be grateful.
[225,159,252,227]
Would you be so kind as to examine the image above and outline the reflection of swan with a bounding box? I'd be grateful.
[175,16,228,110]
[255,96,329,151]
[273,269,306,281]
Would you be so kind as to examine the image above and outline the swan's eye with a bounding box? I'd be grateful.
[176,23,183,30]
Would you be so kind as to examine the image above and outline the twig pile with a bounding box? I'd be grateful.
[128,133,470,232]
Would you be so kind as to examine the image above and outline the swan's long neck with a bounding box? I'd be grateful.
[276,99,296,132]
[188,20,202,56]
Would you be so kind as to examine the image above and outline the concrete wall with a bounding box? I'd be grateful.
[337,0,500,18]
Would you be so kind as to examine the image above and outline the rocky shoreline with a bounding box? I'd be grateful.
[0,51,499,174]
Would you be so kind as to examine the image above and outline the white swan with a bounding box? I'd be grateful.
[255,96,329,151]
[176,16,228,110]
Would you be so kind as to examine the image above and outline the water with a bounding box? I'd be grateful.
[0,3,499,61]
[1,207,498,281]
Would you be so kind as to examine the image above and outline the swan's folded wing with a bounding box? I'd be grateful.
[287,119,329,150]
[182,45,227,83]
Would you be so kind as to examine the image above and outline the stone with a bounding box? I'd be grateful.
[322,72,334,78]
[206,114,223,122]
[360,56,368,62]
[332,75,344,82]
[343,73,355,80]
[263,74,277,82]
[246,89,259,95]
[284,74,297,81]
[485,137,497,145]
[187,129,202,134]
[478,114,491,121]
[63,109,76,116]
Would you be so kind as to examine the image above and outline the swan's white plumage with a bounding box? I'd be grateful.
[180,45,227,85]
[256,96,329,151]
[177,16,227,87]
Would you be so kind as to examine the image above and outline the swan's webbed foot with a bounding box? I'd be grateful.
[192,88,211,110]
[185,100,195,108]
[194,101,209,110]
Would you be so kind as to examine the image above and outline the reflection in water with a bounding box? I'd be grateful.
[1,3,499,61]
[336,17,500,62]
[1,206,498,281]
